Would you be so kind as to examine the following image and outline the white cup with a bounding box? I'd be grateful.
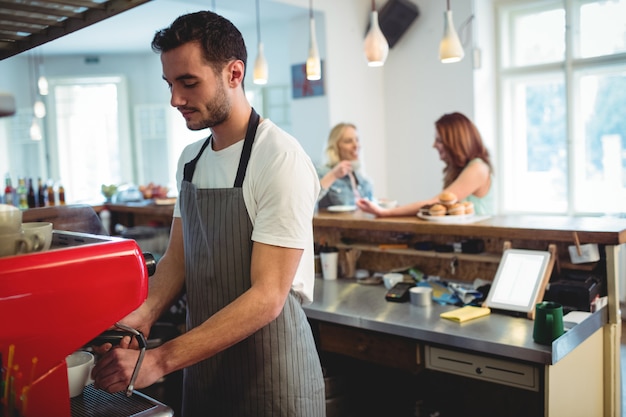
[66,351,95,398]
[0,231,33,257]
[21,222,53,251]
[410,286,433,306]
[383,272,404,289]
[355,269,370,279]
[320,251,339,280]
[0,204,22,234]
[377,198,398,209]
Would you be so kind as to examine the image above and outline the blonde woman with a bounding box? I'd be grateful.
[317,123,374,209]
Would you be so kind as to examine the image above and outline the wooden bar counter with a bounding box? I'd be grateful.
[104,202,175,231]
[311,210,626,417]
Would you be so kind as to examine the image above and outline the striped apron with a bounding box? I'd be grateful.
[179,109,325,417]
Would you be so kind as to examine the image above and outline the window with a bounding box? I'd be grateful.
[497,0,626,215]
[47,76,133,203]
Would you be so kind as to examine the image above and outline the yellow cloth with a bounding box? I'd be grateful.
[440,306,491,323]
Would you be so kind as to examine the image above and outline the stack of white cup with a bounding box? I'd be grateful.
[0,204,53,257]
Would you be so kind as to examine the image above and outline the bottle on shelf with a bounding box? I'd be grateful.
[17,177,28,210]
[37,177,46,207]
[27,178,36,208]
[46,181,55,206]
[4,174,14,206]
[58,183,66,205]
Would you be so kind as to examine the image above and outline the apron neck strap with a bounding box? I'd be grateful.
[182,108,260,186]
[233,108,260,188]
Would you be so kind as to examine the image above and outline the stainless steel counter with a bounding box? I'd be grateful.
[303,278,606,365]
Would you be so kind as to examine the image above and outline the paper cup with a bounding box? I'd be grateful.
[320,251,339,280]
[410,286,433,306]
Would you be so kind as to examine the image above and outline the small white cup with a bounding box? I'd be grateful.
[320,251,339,280]
[383,272,404,289]
[0,231,33,257]
[21,222,53,251]
[355,269,369,279]
[0,204,22,234]
[66,351,95,398]
[410,286,433,306]
[377,198,398,209]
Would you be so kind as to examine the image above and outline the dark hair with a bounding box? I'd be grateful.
[435,112,493,188]
[151,11,247,78]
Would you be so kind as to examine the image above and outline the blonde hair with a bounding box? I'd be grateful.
[325,123,357,167]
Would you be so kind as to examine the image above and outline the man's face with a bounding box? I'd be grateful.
[161,41,231,130]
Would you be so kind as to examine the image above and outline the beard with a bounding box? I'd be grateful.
[185,80,231,131]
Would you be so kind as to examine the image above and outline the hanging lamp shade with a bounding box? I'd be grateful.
[37,75,48,96]
[33,99,46,118]
[439,6,464,63]
[364,3,389,66]
[253,42,268,85]
[306,2,321,81]
[30,118,42,141]
[253,0,268,85]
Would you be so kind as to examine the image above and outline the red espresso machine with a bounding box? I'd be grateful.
[0,230,165,417]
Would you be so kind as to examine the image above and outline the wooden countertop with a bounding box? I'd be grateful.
[314,211,626,245]
[104,202,175,216]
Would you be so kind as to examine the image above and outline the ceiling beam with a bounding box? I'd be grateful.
[0,0,152,60]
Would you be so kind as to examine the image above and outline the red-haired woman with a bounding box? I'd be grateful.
[357,112,494,216]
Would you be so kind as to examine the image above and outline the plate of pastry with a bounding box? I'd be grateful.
[326,205,357,212]
[417,211,476,223]
[416,191,476,222]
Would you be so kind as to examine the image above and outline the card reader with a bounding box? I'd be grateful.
[385,282,415,302]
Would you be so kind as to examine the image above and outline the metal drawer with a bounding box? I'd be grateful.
[425,346,540,391]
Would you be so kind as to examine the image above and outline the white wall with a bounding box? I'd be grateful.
[285,0,477,204]
[0,0,482,207]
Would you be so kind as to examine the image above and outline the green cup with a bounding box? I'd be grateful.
[533,301,564,345]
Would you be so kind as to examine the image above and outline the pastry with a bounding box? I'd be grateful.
[419,204,432,216]
[438,191,458,206]
[429,204,447,216]
[462,201,474,215]
[447,203,465,216]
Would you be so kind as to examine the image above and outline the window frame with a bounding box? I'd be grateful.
[46,75,133,202]
[496,0,626,216]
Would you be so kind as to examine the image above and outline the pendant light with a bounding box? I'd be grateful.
[37,75,49,96]
[364,0,389,67]
[253,0,268,85]
[306,0,321,81]
[439,0,464,63]
[29,52,46,120]
[37,49,48,95]
[30,118,42,141]
[33,100,46,118]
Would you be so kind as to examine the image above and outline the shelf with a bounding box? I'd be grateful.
[335,243,502,264]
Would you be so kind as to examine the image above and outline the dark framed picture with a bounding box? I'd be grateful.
[291,61,324,99]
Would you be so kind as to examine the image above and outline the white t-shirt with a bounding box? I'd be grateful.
[173,119,320,304]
